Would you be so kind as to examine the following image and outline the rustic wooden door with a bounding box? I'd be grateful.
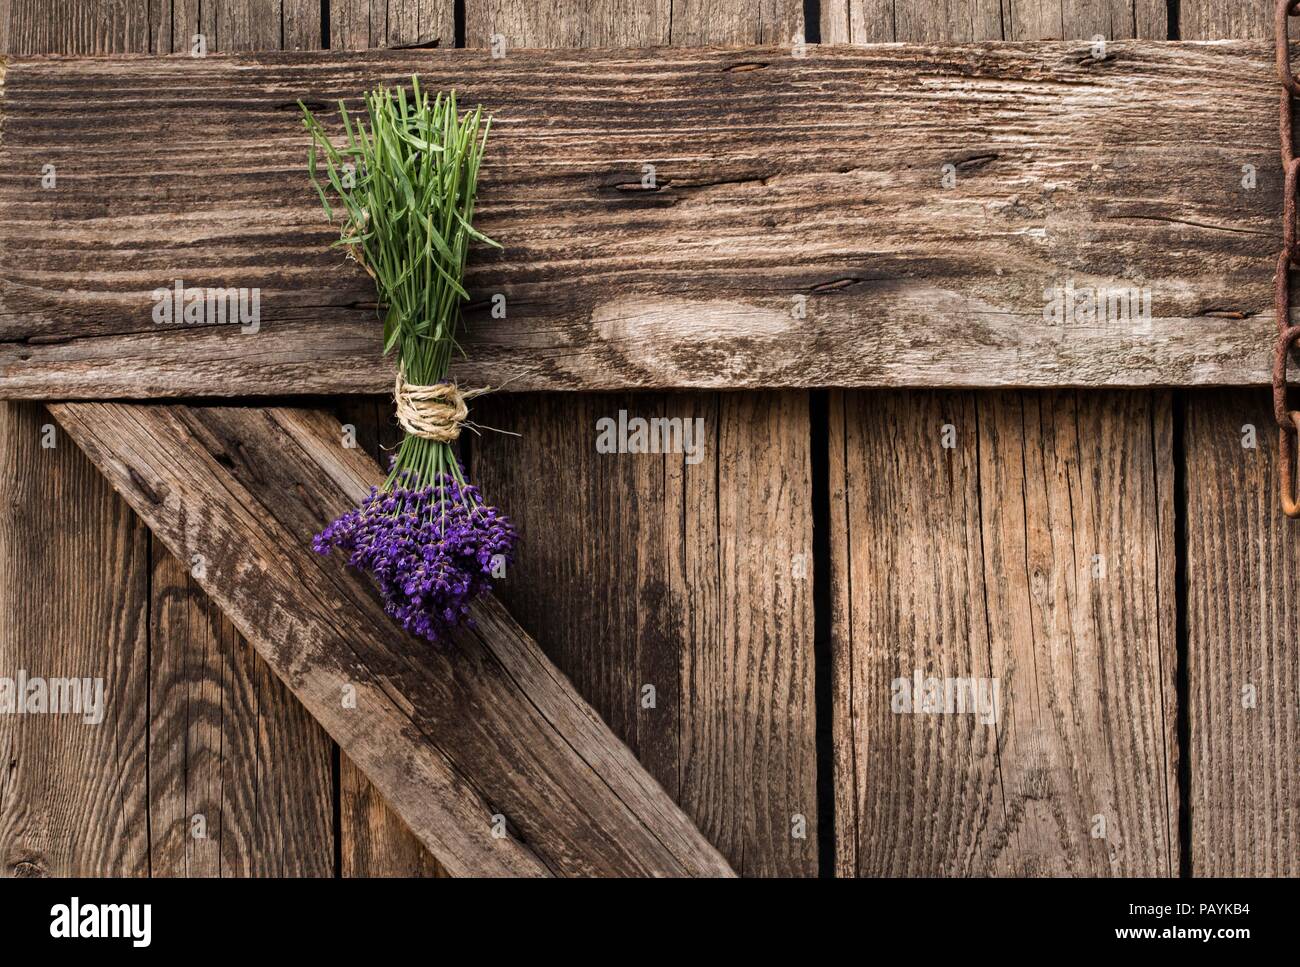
[0,0,1294,878]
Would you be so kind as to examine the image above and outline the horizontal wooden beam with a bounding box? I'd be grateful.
[49,400,736,878]
[0,43,1284,395]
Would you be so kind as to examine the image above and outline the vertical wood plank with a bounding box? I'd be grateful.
[0,405,151,877]
[708,391,814,871]
[384,0,452,47]
[136,0,338,878]
[827,2,1176,877]
[0,0,152,882]
[1179,1,1270,41]
[2,0,150,54]
[472,390,817,876]
[893,1,1004,42]
[822,0,1165,42]
[464,0,817,876]
[976,391,1177,875]
[329,0,374,49]
[149,543,334,877]
[465,1,670,47]
[831,391,1176,875]
[338,758,446,877]
[283,0,322,50]
[1180,0,1298,881]
[668,0,802,45]
[829,389,995,875]
[820,0,895,43]
[1184,391,1299,876]
[199,0,282,52]
[1005,0,1162,39]
[1005,0,1066,39]
[157,0,197,54]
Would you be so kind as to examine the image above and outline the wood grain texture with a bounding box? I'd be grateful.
[198,0,284,52]
[0,0,151,54]
[332,0,453,49]
[463,0,817,878]
[0,0,152,882]
[468,0,801,48]
[666,0,802,46]
[827,0,1179,881]
[0,402,150,877]
[1179,1,1270,42]
[830,390,1177,875]
[1179,0,1299,881]
[472,390,817,874]
[153,1,324,54]
[465,0,671,47]
[822,0,1166,42]
[51,400,736,878]
[149,539,335,877]
[0,41,1287,397]
[141,0,339,879]
[339,756,446,877]
[1184,390,1299,876]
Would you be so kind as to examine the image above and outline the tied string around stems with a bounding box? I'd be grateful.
[392,367,522,443]
[393,368,488,443]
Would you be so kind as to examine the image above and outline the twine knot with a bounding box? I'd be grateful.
[394,371,479,443]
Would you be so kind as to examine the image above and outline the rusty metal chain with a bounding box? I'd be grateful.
[1275,0,1300,516]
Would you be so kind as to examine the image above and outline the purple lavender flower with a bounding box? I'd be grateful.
[315,468,516,643]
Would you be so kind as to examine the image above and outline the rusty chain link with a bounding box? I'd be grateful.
[1275,0,1300,516]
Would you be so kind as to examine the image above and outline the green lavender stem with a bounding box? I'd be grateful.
[300,78,498,503]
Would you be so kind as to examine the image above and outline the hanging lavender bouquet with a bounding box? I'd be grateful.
[301,78,515,643]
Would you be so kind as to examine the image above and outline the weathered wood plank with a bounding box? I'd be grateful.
[339,756,446,877]
[1178,0,1299,881]
[49,400,736,878]
[1184,389,1299,876]
[0,0,152,881]
[465,0,671,47]
[824,0,1168,44]
[198,0,281,53]
[156,0,195,54]
[0,40,1287,397]
[1179,1,1270,42]
[386,0,451,48]
[823,0,1003,42]
[0,403,151,877]
[472,390,818,874]
[149,540,335,877]
[830,389,1177,875]
[665,0,802,46]
[283,0,323,52]
[140,0,340,880]
[826,3,1175,45]
[0,0,151,54]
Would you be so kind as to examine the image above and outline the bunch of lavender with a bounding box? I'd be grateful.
[301,78,515,643]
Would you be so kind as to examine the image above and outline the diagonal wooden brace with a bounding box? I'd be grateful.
[49,400,735,878]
